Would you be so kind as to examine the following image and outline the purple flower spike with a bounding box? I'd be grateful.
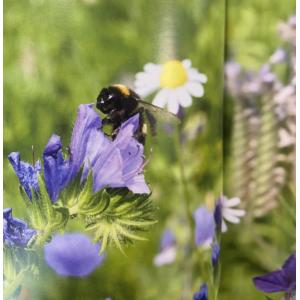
[44,233,105,277]
[193,283,208,300]
[194,206,215,247]
[213,199,222,233]
[8,152,41,200]
[4,208,36,247]
[43,134,70,202]
[211,242,220,267]
[253,253,296,293]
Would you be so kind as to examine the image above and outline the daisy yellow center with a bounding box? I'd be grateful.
[160,60,188,88]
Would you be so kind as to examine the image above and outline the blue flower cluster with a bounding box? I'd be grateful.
[9,104,150,203]
[5,104,151,278]
[3,208,36,247]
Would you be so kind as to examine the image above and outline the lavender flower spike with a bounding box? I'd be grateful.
[253,253,296,294]
[211,242,220,267]
[43,134,70,202]
[8,152,41,200]
[4,208,36,247]
[193,283,208,300]
[44,233,106,277]
[194,206,215,247]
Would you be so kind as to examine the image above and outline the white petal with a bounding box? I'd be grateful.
[224,208,246,217]
[221,220,228,232]
[135,84,159,97]
[188,69,208,83]
[144,63,162,73]
[186,82,204,97]
[223,197,241,207]
[166,91,180,114]
[222,210,241,224]
[152,89,168,108]
[177,87,192,107]
[182,59,191,69]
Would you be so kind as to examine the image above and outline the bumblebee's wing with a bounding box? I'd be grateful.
[137,100,180,125]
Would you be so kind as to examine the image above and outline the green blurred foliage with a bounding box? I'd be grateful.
[4,0,295,299]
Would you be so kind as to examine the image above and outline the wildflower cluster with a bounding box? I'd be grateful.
[225,15,296,218]
[4,104,156,296]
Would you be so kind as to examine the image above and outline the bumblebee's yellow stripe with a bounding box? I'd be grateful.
[113,84,130,96]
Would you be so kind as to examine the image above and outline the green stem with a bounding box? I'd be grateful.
[175,127,195,300]
[175,128,194,245]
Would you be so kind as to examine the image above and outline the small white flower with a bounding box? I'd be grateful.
[221,196,246,232]
[134,59,207,114]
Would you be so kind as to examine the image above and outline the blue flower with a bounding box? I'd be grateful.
[44,104,150,202]
[3,208,36,247]
[8,152,41,200]
[153,229,176,267]
[112,115,150,194]
[213,199,222,233]
[253,253,296,293]
[211,242,220,267]
[43,104,102,202]
[193,283,208,300]
[44,233,106,277]
[194,206,215,247]
[43,134,71,202]
[159,229,176,250]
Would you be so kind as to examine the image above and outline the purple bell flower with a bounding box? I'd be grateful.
[44,233,106,277]
[194,206,215,247]
[8,152,41,200]
[193,283,208,300]
[43,134,71,202]
[253,253,296,293]
[112,115,150,194]
[3,208,36,247]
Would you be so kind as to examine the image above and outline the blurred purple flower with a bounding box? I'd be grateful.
[8,152,41,200]
[153,229,176,267]
[253,253,296,293]
[269,48,286,64]
[194,206,215,247]
[3,208,36,247]
[44,233,105,277]
[213,199,222,233]
[43,104,150,202]
[193,283,208,300]
[211,242,220,268]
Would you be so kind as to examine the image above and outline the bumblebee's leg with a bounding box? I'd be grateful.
[145,110,157,137]
[133,109,147,144]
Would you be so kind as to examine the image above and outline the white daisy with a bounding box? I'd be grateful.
[134,59,207,114]
[220,196,246,232]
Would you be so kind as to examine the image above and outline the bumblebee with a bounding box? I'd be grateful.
[96,84,178,144]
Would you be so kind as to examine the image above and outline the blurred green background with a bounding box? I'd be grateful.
[4,0,295,299]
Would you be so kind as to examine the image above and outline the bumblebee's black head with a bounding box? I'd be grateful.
[96,86,123,114]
